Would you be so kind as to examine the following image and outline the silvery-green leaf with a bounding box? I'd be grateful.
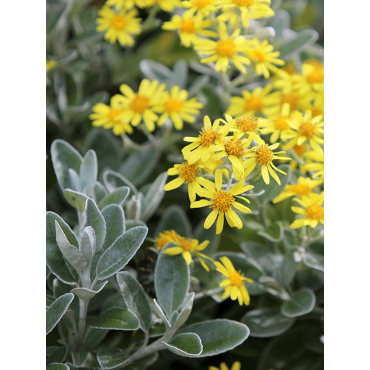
[84,328,108,351]
[194,219,219,255]
[97,348,130,369]
[140,59,172,81]
[141,172,167,222]
[154,243,190,317]
[149,323,166,338]
[258,222,284,243]
[71,352,88,367]
[79,149,97,197]
[241,308,295,337]
[281,288,316,318]
[125,220,146,231]
[47,265,51,280]
[178,319,250,357]
[128,353,159,370]
[98,186,130,210]
[188,75,210,97]
[80,226,96,264]
[46,364,70,370]
[46,212,80,285]
[90,308,139,330]
[156,205,192,238]
[170,312,179,326]
[47,346,67,365]
[172,293,194,330]
[273,249,297,286]
[83,199,106,252]
[63,189,89,212]
[103,170,138,196]
[116,272,151,332]
[303,242,324,272]
[46,293,74,334]
[51,139,82,191]
[71,281,108,301]
[277,29,319,59]
[163,333,203,357]
[153,299,171,328]
[94,182,108,204]
[96,226,148,280]
[55,221,88,275]
[47,295,56,307]
[68,169,81,192]
[173,60,188,89]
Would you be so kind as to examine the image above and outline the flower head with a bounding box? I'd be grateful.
[303,150,324,179]
[182,0,220,16]
[106,0,152,9]
[155,230,181,250]
[290,192,324,229]
[209,361,241,370]
[292,61,324,96]
[96,6,142,47]
[46,59,56,71]
[214,256,253,305]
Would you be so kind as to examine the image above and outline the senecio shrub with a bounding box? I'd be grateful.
[46,0,324,368]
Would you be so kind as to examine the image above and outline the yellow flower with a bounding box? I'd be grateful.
[292,62,324,96]
[162,9,217,48]
[259,103,294,143]
[210,361,241,370]
[290,192,324,229]
[119,79,166,132]
[272,176,322,204]
[218,0,274,28]
[191,169,253,234]
[282,110,324,154]
[182,116,231,164]
[230,115,266,146]
[155,230,181,250]
[247,38,285,79]
[214,257,253,305]
[226,84,280,117]
[147,0,182,12]
[106,0,152,9]
[96,6,142,47]
[46,59,56,71]
[303,150,324,179]
[155,85,203,130]
[182,0,220,16]
[89,95,133,136]
[243,142,290,185]
[194,22,251,74]
[164,161,205,202]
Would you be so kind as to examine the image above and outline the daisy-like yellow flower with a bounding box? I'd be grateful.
[119,79,166,132]
[164,161,205,202]
[155,230,181,250]
[106,0,152,9]
[46,59,56,71]
[182,116,231,164]
[89,95,133,136]
[272,176,322,204]
[214,256,253,306]
[182,0,220,16]
[287,144,307,173]
[191,169,253,234]
[147,0,182,12]
[163,236,213,270]
[247,38,285,79]
[96,6,142,47]
[226,84,280,117]
[292,61,324,96]
[243,142,290,185]
[218,0,274,28]
[282,110,324,154]
[162,9,217,48]
[230,115,266,146]
[290,192,324,229]
[303,150,324,179]
[194,22,251,74]
[259,103,294,144]
[210,361,241,370]
[155,85,203,130]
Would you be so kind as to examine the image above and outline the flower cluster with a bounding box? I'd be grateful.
[89,80,203,134]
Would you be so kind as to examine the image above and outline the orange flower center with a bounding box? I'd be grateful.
[194,0,212,8]
[165,98,183,112]
[179,238,193,251]
[306,70,324,84]
[211,190,234,213]
[179,19,196,34]
[255,144,273,166]
[281,94,298,110]
[232,0,254,7]
[228,270,244,287]
[283,64,295,75]
[179,161,198,183]
[111,15,127,30]
[215,40,236,57]
[225,137,245,158]
[293,144,305,156]
[251,49,267,63]
[130,95,149,113]
[236,116,258,132]
[305,204,324,220]
[299,121,317,138]
[292,183,311,195]
[200,128,220,147]
[274,116,291,130]
[109,109,123,121]
[312,107,323,117]
[245,97,263,112]
[155,230,179,250]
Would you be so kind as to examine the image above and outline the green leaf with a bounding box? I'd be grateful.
[80,226,96,265]
[46,293,74,334]
[96,226,148,280]
[79,149,97,197]
[71,352,88,367]
[140,59,173,81]
[303,242,324,272]
[68,169,81,192]
[153,299,171,328]
[47,347,67,365]
[46,212,79,284]
[71,281,108,301]
[188,75,210,97]
[194,219,219,255]
[55,221,87,275]
[154,243,190,317]
[83,199,106,252]
[171,293,194,330]
[116,272,152,332]
[63,189,89,212]
[90,308,139,330]
[163,333,203,357]
[281,288,316,318]
[273,249,297,286]
[141,172,168,222]
[46,364,70,370]
[241,308,295,337]
[51,139,82,191]
[98,186,130,210]
[178,319,249,357]
[103,170,138,196]
[258,221,284,243]
[277,29,319,59]
[125,220,146,231]
[173,60,188,89]
[94,182,108,204]
[156,205,192,238]
[97,348,130,369]
[84,328,109,351]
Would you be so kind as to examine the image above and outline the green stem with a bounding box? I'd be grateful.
[77,299,89,345]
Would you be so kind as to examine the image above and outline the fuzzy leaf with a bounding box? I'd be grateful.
[97,348,130,369]
[80,226,96,264]
[90,308,139,330]
[63,189,89,211]
[46,364,70,370]
[163,333,203,357]
[156,205,192,238]
[71,352,88,367]
[46,293,74,334]
[98,186,130,210]
[83,199,106,252]
[103,170,138,196]
[277,29,319,59]
[71,281,108,300]
[281,288,316,318]
[79,149,97,197]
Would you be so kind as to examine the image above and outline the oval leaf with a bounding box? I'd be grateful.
[281,288,316,318]
[90,308,139,330]
[46,293,74,335]
[163,333,203,357]
[83,198,106,252]
[46,364,70,370]
[156,205,192,238]
[98,186,130,210]
[79,149,97,197]
[97,348,130,370]
[71,281,108,301]
[80,226,96,264]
